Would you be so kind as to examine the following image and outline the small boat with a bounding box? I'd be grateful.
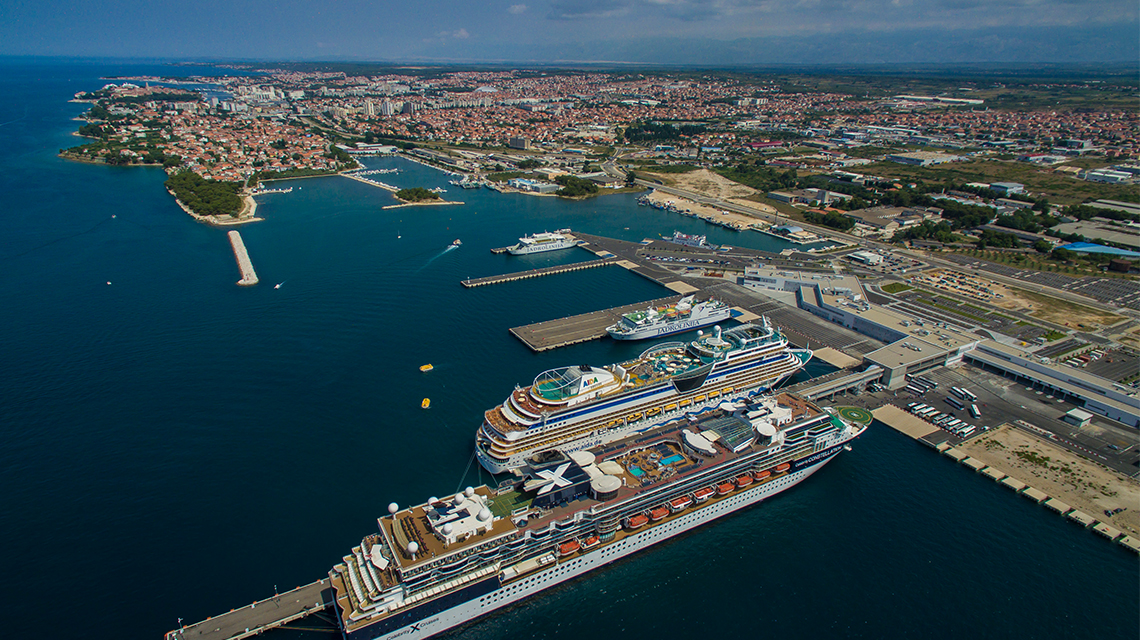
[693,487,715,503]
[669,496,693,513]
[580,535,601,551]
[775,463,791,473]
[754,470,771,481]
[452,239,462,246]
[735,475,753,489]
[649,507,669,522]
[716,483,735,496]
[419,364,434,372]
[559,540,580,557]
[625,514,649,530]
[421,398,431,409]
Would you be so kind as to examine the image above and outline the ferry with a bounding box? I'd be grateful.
[476,320,811,474]
[606,295,735,341]
[507,230,577,255]
[322,393,865,640]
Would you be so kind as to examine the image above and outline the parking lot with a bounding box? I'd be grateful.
[838,364,1140,476]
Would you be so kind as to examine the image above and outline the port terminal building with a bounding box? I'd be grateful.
[740,266,1139,427]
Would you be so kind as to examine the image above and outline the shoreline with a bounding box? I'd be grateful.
[168,189,263,227]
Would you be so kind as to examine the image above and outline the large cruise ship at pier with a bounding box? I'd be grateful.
[329,392,864,640]
[507,230,577,255]
[477,319,811,474]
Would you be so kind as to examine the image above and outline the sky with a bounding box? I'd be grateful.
[1,0,1137,64]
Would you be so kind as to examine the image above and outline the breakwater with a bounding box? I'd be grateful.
[227,230,258,286]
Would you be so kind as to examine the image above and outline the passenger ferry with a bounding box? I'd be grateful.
[326,393,865,640]
[507,230,577,255]
[606,295,735,341]
[476,319,811,474]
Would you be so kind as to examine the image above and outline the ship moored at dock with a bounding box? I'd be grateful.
[328,392,864,640]
[476,319,812,474]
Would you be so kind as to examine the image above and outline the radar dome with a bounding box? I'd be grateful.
[429,496,439,505]
[464,486,475,498]
[387,503,399,515]
[406,541,418,555]
[453,493,465,507]
[477,508,492,522]
[442,523,453,535]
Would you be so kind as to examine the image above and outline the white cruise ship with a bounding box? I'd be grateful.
[476,319,811,474]
[325,392,865,640]
[507,230,577,255]
[607,295,735,341]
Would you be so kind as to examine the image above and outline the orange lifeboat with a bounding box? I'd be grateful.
[735,475,753,489]
[580,535,601,551]
[625,514,649,530]
[754,470,771,481]
[649,507,669,522]
[669,496,693,513]
[693,487,715,503]
[716,482,735,496]
[559,540,581,557]
[775,463,791,473]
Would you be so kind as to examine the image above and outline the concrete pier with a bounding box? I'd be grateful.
[461,258,617,288]
[509,295,686,351]
[227,231,258,286]
[166,578,334,640]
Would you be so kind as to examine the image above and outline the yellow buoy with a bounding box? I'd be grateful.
[421,398,431,409]
[419,364,434,372]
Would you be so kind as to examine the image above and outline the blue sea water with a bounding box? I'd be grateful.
[0,60,1135,640]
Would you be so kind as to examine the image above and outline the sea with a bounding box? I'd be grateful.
[0,59,1135,640]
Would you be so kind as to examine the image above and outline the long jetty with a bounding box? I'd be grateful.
[166,578,335,640]
[510,295,686,351]
[461,258,617,288]
[227,231,258,286]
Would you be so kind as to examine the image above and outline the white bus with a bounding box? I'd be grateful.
[969,404,980,419]
[962,389,978,402]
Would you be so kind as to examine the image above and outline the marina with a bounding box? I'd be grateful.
[227,230,258,286]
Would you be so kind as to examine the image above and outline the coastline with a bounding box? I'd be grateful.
[168,189,262,227]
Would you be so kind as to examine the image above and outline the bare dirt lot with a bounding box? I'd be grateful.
[987,283,1124,328]
[958,424,1139,537]
[645,169,757,200]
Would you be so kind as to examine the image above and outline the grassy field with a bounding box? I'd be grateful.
[880,282,913,294]
[858,159,1138,205]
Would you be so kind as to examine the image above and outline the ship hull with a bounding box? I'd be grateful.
[342,442,851,640]
[608,308,735,340]
[507,240,577,255]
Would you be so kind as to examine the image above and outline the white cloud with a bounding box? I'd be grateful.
[453,28,470,38]
[509,4,529,13]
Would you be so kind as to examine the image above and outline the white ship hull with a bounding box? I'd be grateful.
[507,239,577,255]
[608,307,735,341]
[352,441,851,640]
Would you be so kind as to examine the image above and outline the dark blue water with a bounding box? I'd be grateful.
[0,61,1135,640]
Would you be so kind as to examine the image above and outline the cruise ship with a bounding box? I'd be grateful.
[330,392,865,640]
[606,295,735,341]
[507,230,577,255]
[477,320,811,474]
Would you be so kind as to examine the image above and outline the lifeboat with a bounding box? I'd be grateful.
[625,514,649,530]
[419,364,434,372]
[716,482,735,496]
[627,412,644,422]
[664,403,678,411]
[646,407,662,417]
[649,507,669,522]
[754,470,771,481]
[669,496,693,513]
[580,535,601,551]
[735,475,753,489]
[559,540,581,557]
[421,398,431,409]
[694,395,706,403]
[679,398,692,407]
[693,487,715,503]
[707,390,720,399]
[775,463,791,473]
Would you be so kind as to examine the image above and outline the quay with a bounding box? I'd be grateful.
[510,295,688,351]
[871,408,1139,553]
[461,258,618,288]
[341,172,398,192]
[166,578,335,640]
[227,231,258,286]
